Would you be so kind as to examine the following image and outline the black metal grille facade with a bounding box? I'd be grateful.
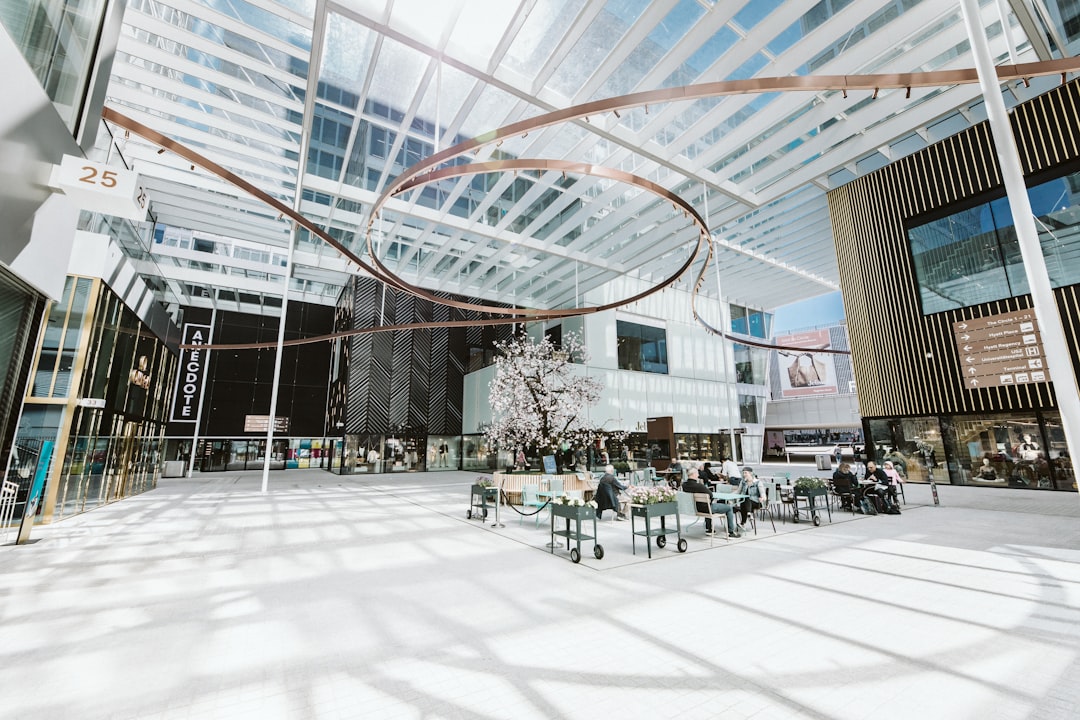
[330,277,512,436]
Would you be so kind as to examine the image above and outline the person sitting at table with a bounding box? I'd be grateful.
[735,467,768,530]
[831,462,859,511]
[683,469,741,538]
[879,461,904,513]
[596,464,629,521]
[700,462,722,487]
[861,461,889,514]
[667,458,686,488]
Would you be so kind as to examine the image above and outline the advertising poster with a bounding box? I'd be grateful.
[777,329,838,398]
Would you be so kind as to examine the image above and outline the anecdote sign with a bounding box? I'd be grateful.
[170,323,211,422]
[952,310,1049,389]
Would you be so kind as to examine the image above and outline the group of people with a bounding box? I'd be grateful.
[683,466,768,538]
[593,461,767,536]
[831,460,903,514]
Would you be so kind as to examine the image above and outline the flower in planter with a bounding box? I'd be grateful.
[629,486,677,504]
[555,493,596,508]
[476,475,494,488]
[794,477,826,492]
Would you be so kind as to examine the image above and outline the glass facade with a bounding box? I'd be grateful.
[730,304,772,338]
[616,320,668,374]
[909,170,1080,314]
[0,0,107,128]
[864,413,1075,491]
[733,343,767,384]
[13,276,177,522]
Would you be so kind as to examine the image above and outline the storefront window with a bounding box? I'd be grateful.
[426,435,458,470]
[462,434,505,471]
[938,414,1052,488]
[866,417,943,483]
[1042,414,1076,491]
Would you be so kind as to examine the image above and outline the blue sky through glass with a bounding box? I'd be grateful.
[771,290,845,334]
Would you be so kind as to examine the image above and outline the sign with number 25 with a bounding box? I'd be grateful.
[52,155,148,220]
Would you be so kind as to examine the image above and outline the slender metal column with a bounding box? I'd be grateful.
[703,183,739,463]
[261,234,297,492]
[960,0,1080,491]
[995,0,1019,65]
[187,304,217,478]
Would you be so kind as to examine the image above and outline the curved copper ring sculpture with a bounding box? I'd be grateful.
[104,57,1080,352]
[368,158,708,318]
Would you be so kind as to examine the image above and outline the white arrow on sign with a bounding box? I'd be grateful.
[968,367,977,375]
[963,344,973,352]
[966,357,974,364]
[969,378,979,386]
[960,333,971,341]
[958,322,968,330]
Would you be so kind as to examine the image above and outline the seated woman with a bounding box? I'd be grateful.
[880,461,904,512]
[831,462,859,510]
[735,467,768,530]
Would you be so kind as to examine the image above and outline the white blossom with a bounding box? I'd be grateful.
[485,332,607,458]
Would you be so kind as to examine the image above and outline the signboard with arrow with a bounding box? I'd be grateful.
[952,310,1049,389]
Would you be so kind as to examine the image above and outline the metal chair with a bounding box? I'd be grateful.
[690,492,734,545]
[520,484,546,527]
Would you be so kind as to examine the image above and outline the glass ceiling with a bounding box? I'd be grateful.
[102,0,1080,315]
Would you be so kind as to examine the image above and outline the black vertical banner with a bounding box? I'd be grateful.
[170,323,211,423]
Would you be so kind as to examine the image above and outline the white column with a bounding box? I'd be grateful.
[960,0,1080,492]
[703,183,740,462]
[261,232,297,492]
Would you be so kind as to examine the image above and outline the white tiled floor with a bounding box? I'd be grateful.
[1,469,1078,719]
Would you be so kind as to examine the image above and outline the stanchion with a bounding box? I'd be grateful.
[928,467,940,506]
[490,477,505,528]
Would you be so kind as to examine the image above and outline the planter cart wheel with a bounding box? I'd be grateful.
[812,512,821,526]
[466,510,472,519]
[677,538,687,552]
[656,535,666,548]
[570,548,581,564]
[593,545,604,559]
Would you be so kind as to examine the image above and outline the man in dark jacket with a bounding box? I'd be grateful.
[683,469,741,537]
[597,465,628,520]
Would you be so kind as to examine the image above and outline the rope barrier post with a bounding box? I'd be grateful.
[490,475,505,528]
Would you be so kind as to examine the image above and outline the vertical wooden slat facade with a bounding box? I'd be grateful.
[829,80,1080,421]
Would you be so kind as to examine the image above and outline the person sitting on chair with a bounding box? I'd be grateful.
[721,456,740,481]
[831,462,859,511]
[880,461,904,512]
[861,461,888,513]
[596,464,629,521]
[700,462,722,488]
[683,469,741,538]
[735,467,768,531]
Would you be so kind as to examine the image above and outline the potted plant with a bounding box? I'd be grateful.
[628,485,678,518]
[792,477,829,526]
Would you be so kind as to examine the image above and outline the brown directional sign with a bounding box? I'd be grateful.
[952,309,1049,389]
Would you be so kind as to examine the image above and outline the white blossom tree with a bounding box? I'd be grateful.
[485,332,606,463]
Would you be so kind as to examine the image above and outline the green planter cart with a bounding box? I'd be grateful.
[630,501,686,557]
[467,484,498,522]
[550,502,603,563]
[793,486,831,526]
